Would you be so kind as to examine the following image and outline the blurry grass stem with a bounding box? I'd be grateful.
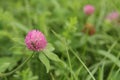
[70,48,96,80]
[0,52,34,77]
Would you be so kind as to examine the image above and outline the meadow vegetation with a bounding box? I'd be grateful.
[0,0,120,80]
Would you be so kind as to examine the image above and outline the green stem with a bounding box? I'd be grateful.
[66,50,73,79]
[0,52,34,77]
[107,52,120,80]
[70,48,96,80]
[64,41,74,80]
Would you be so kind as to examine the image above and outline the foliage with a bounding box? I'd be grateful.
[0,0,120,80]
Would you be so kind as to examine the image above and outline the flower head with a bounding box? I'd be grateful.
[25,30,47,51]
[106,11,119,22]
[83,5,95,15]
[82,23,96,36]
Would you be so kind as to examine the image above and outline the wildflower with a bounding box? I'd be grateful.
[82,23,95,35]
[83,5,95,15]
[106,11,119,22]
[25,30,47,51]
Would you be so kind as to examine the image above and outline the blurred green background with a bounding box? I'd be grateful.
[0,0,120,80]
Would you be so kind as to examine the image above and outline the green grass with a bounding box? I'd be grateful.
[0,0,120,80]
